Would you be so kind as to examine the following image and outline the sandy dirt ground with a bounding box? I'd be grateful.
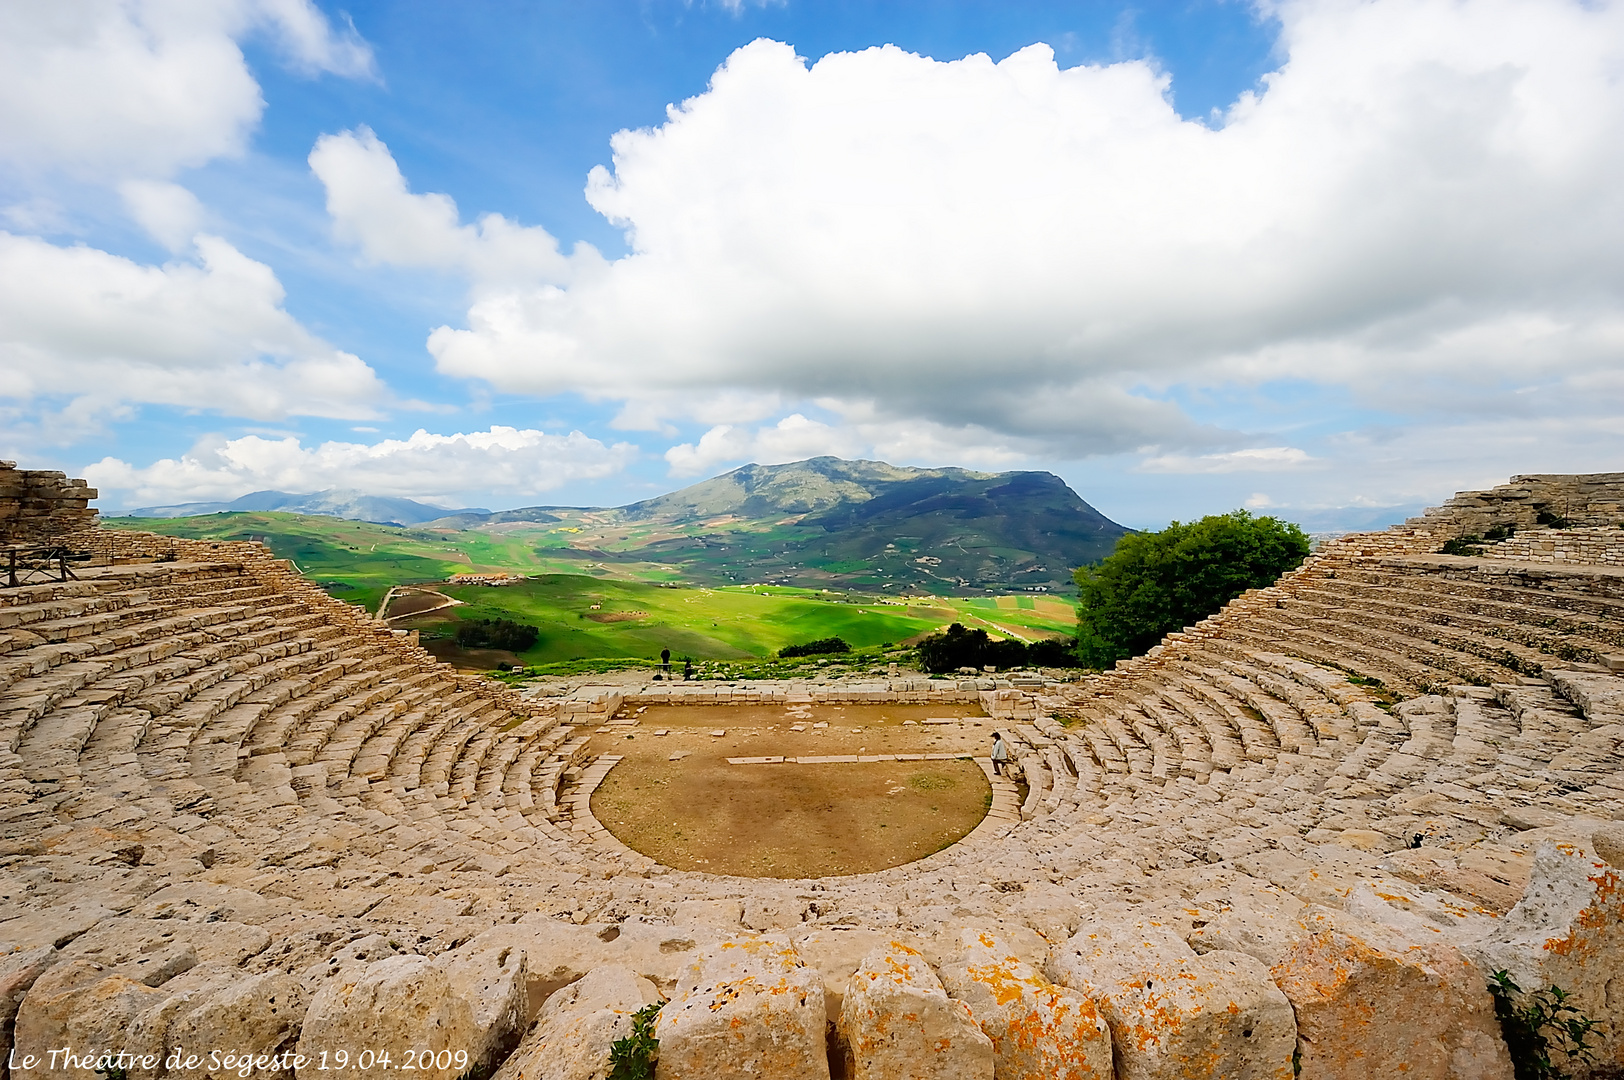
[587,703,1000,878]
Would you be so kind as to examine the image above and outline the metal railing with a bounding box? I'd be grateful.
[3,545,93,588]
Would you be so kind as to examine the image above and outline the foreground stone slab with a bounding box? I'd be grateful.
[469,918,716,1001]
[839,940,993,1080]
[296,955,478,1080]
[154,971,307,1080]
[0,948,56,1080]
[655,935,829,1080]
[12,961,171,1080]
[437,944,528,1072]
[1194,892,1512,1080]
[792,928,892,1023]
[1270,910,1512,1080]
[1047,921,1294,1080]
[493,965,659,1080]
[939,930,1111,1080]
[1594,822,1624,868]
[1463,841,1624,1073]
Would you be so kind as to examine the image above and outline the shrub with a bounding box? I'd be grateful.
[1440,535,1485,556]
[1027,637,1083,668]
[779,637,851,658]
[916,623,989,673]
[914,624,1082,674]
[1487,971,1598,1080]
[1074,510,1311,669]
[454,617,539,652]
[607,1002,662,1080]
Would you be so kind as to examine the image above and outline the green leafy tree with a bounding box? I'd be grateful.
[1073,510,1310,668]
[779,637,851,658]
[454,617,539,652]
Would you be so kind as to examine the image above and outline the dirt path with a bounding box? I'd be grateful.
[377,586,461,622]
[588,702,998,878]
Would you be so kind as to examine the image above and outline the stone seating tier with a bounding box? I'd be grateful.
[1,474,1622,1080]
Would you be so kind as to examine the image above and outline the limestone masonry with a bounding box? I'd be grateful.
[1,461,1621,1080]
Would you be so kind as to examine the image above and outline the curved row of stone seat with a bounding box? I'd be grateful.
[993,528,1624,908]
[0,535,597,889]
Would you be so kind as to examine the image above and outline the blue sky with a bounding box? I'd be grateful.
[2,1,1621,529]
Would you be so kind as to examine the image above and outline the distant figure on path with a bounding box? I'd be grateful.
[660,647,671,673]
[991,731,1011,776]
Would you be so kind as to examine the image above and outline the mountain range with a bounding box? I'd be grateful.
[129,489,488,525]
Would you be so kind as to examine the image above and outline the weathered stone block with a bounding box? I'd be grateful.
[0,948,57,1080]
[492,964,658,1080]
[1047,921,1294,1080]
[159,972,307,1080]
[437,944,528,1072]
[1593,822,1624,868]
[1268,910,1512,1080]
[296,955,477,1080]
[12,961,170,1080]
[938,929,1110,1080]
[656,935,828,1080]
[792,927,891,1023]
[1463,841,1624,1072]
[839,940,992,1080]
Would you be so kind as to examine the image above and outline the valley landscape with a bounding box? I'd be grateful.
[110,457,1100,668]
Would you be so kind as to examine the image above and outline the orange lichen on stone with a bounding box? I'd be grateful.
[657,935,829,1080]
[1270,911,1512,1080]
[943,938,1112,1080]
[1047,921,1294,1080]
[840,941,994,1080]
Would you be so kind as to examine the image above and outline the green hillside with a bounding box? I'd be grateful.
[102,511,566,612]
[101,507,1080,667]
[423,578,1075,666]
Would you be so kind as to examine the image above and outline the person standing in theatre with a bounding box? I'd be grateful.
[991,731,1011,776]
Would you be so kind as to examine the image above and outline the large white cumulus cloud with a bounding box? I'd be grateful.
[0,0,374,179]
[0,232,389,437]
[415,0,1624,459]
[86,426,639,507]
[308,128,600,288]
[0,0,389,443]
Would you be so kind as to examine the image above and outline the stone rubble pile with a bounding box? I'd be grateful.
[0,470,1621,1079]
[1409,471,1624,536]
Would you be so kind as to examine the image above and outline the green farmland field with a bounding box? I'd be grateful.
[418,578,1077,666]
[103,511,679,612]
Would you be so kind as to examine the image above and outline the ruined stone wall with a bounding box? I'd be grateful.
[0,460,98,546]
[1485,525,1624,566]
[1408,471,1624,537]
